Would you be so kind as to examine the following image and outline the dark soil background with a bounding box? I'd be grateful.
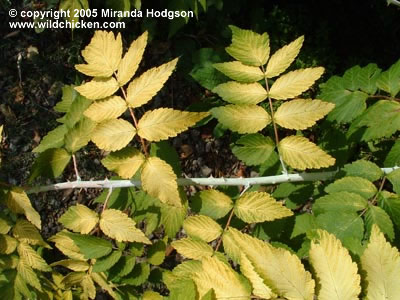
[1,0,400,235]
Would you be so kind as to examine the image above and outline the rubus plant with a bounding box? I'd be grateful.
[0,26,400,300]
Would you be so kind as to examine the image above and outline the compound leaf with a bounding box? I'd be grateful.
[13,219,49,248]
[279,136,335,170]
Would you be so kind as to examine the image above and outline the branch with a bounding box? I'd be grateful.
[25,167,399,194]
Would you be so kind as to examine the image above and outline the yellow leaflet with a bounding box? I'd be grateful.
[126,58,178,108]
[6,187,41,229]
[75,77,119,100]
[361,225,400,300]
[75,31,122,77]
[226,25,270,67]
[101,147,145,179]
[269,67,324,100]
[213,61,264,83]
[183,215,223,242]
[81,274,96,299]
[211,104,271,134]
[265,36,304,78]
[84,96,127,123]
[48,230,85,261]
[99,209,151,244]
[213,81,268,105]
[274,99,335,130]
[192,256,251,299]
[309,230,361,300]
[137,108,209,141]
[91,118,136,151]
[279,136,335,170]
[0,234,18,254]
[141,157,181,207]
[234,191,293,223]
[58,204,99,234]
[171,238,213,260]
[117,31,148,86]
[18,242,51,271]
[13,219,50,248]
[17,259,42,291]
[50,259,89,272]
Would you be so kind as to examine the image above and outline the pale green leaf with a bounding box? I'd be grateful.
[29,148,71,182]
[84,96,127,123]
[190,189,233,220]
[234,191,293,223]
[17,242,51,272]
[226,25,269,67]
[75,77,119,100]
[6,188,41,229]
[12,219,49,248]
[213,61,264,83]
[342,160,383,182]
[68,233,113,259]
[291,213,317,238]
[147,239,166,265]
[274,99,334,130]
[212,82,267,104]
[171,238,213,260]
[231,133,275,166]
[161,203,187,238]
[211,104,271,134]
[137,108,209,142]
[376,58,400,97]
[60,94,92,129]
[325,176,377,199]
[64,117,96,153]
[365,205,395,241]
[32,125,68,153]
[101,147,145,179]
[279,135,335,170]
[126,58,178,108]
[313,192,368,215]
[387,168,400,194]
[54,84,77,113]
[183,215,222,242]
[17,259,42,291]
[265,36,304,78]
[59,204,99,234]
[269,67,324,100]
[0,234,18,254]
[91,118,136,151]
[100,209,151,244]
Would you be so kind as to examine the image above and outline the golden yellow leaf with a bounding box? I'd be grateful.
[126,58,178,108]
[18,242,51,271]
[117,31,148,86]
[226,25,270,67]
[192,256,251,299]
[99,209,151,244]
[234,191,293,223]
[84,96,127,123]
[240,253,276,299]
[75,77,119,100]
[211,104,271,134]
[279,136,335,170]
[0,234,18,254]
[309,230,361,300]
[75,31,122,77]
[50,259,89,272]
[265,36,304,78]
[59,204,99,234]
[274,99,335,130]
[213,81,268,104]
[6,187,41,229]
[13,219,50,248]
[101,147,145,179]
[137,108,209,141]
[141,157,182,207]
[171,238,213,260]
[361,224,400,300]
[269,67,324,100]
[213,61,264,83]
[17,259,42,291]
[48,230,85,261]
[183,215,223,242]
[223,227,315,300]
[91,118,136,151]
[81,274,96,299]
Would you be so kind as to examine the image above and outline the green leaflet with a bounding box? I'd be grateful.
[325,176,377,200]
[190,189,233,220]
[341,160,383,182]
[365,205,395,241]
[29,148,71,182]
[376,58,400,96]
[387,167,400,194]
[32,125,68,153]
[313,192,368,215]
[378,191,400,229]
[92,250,122,273]
[67,233,113,259]
[231,134,275,166]
[385,140,400,167]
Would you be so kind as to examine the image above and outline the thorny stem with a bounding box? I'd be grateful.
[72,154,81,181]
[214,185,251,252]
[261,66,288,174]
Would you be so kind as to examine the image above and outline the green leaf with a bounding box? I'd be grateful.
[213,82,267,105]
[121,263,150,286]
[60,95,92,129]
[102,147,145,179]
[234,191,293,223]
[356,63,381,94]
[327,91,368,124]
[231,134,275,166]
[171,238,213,260]
[183,215,223,242]
[291,213,317,238]
[29,148,71,182]
[109,255,136,279]
[387,168,400,194]
[190,189,233,220]
[55,85,77,113]
[68,233,113,259]
[211,104,271,134]
[213,61,264,83]
[313,192,368,215]
[59,204,99,234]
[147,240,166,266]
[376,58,400,96]
[32,125,68,153]
[93,250,122,273]
[150,141,182,176]
[385,140,400,167]
[325,176,377,199]
[342,65,362,91]
[226,25,270,67]
[316,211,364,242]
[365,205,395,241]
[341,160,383,182]
[378,191,400,228]
[64,117,96,153]
[161,202,187,238]
[167,278,197,300]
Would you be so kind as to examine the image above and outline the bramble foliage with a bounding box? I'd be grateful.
[1,27,400,299]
